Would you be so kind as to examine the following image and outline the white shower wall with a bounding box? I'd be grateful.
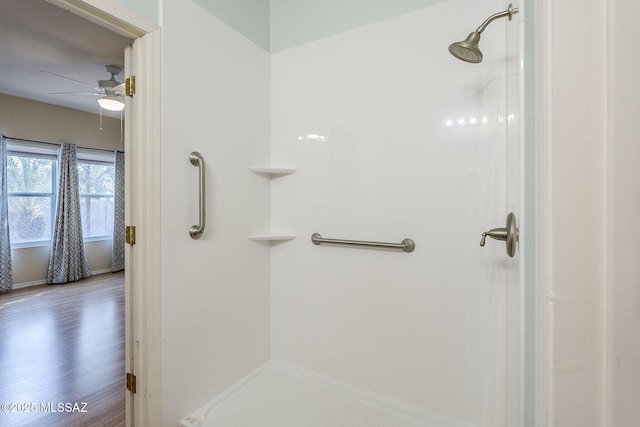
[270,1,516,424]
[161,0,271,423]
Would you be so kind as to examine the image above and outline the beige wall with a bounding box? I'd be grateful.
[608,0,640,423]
[10,240,113,287]
[0,93,122,286]
[0,93,123,150]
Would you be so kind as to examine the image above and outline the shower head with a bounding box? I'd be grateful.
[448,3,518,63]
[448,32,483,63]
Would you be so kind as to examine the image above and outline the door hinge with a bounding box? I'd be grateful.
[125,225,136,245]
[126,372,137,394]
[125,76,136,96]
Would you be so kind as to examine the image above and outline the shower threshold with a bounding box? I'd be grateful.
[183,361,474,427]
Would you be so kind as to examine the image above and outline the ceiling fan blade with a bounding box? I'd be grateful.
[114,83,126,94]
[41,71,95,88]
[49,91,102,96]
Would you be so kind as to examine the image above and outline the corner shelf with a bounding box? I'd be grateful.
[248,233,297,242]
[249,167,297,177]
[248,166,297,244]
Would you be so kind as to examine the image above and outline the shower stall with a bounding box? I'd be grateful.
[163,0,526,426]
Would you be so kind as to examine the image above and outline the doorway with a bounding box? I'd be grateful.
[2,0,151,426]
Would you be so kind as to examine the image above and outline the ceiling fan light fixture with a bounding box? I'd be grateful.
[97,94,125,112]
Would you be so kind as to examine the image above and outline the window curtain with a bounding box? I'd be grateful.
[47,143,91,284]
[0,136,13,293]
[112,150,125,272]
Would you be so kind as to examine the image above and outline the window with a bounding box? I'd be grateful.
[7,152,56,245]
[6,145,116,247]
[77,160,115,239]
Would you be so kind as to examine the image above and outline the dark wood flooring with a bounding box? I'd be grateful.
[0,272,125,427]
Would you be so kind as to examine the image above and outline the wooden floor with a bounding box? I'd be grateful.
[0,272,125,427]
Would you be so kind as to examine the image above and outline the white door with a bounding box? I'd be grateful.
[123,29,163,427]
[123,43,135,427]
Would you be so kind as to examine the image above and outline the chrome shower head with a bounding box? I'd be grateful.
[448,32,482,63]
[449,3,518,63]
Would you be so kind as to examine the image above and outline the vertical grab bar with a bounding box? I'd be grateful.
[189,152,205,239]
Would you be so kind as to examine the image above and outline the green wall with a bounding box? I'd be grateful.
[111,0,158,24]
[193,0,270,51]
[107,0,449,51]
[183,0,446,52]
[270,0,446,52]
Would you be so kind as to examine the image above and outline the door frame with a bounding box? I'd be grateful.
[48,1,163,426]
[532,0,611,425]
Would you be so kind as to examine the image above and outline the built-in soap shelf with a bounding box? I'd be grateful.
[248,233,297,242]
[248,167,297,177]
[249,166,297,243]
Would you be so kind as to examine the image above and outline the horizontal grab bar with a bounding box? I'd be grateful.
[311,233,415,253]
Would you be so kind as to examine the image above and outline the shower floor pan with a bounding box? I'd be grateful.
[183,361,474,427]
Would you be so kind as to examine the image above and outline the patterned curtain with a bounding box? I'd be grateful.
[0,136,13,292]
[47,143,91,284]
[112,151,125,272]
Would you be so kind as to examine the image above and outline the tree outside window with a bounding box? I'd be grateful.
[77,161,115,239]
[7,153,55,245]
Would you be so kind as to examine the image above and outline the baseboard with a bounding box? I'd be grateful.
[13,280,47,290]
[12,268,116,290]
[91,268,114,275]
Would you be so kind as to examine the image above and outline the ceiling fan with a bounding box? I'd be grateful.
[43,65,126,112]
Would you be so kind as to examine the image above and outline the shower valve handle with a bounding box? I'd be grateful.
[480,212,518,258]
[480,229,508,245]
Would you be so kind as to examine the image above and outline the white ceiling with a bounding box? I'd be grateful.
[0,0,133,118]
